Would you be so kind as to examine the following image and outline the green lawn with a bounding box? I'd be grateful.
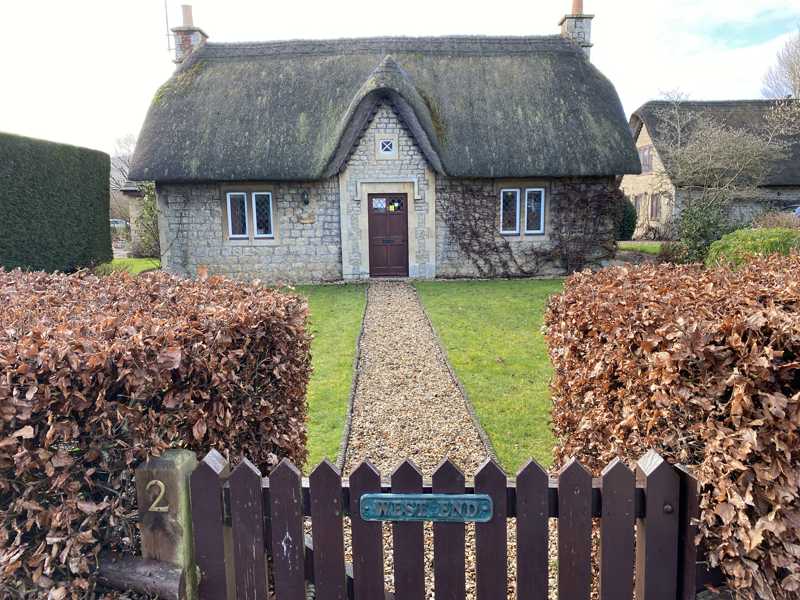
[617,240,662,256]
[95,257,161,275]
[295,284,367,471]
[415,279,563,471]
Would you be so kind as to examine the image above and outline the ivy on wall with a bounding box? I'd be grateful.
[437,180,623,277]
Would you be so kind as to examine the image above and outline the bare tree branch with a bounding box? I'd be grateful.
[762,29,800,99]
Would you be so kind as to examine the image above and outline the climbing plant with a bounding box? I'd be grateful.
[437,180,622,277]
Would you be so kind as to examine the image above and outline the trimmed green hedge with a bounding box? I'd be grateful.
[0,132,112,271]
[616,195,637,241]
[706,228,800,267]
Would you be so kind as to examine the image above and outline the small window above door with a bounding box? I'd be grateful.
[375,134,398,160]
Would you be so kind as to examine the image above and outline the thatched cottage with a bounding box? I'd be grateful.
[623,100,800,239]
[130,2,639,282]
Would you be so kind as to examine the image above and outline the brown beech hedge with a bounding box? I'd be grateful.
[0,270,311,598]
[545,255,800,599]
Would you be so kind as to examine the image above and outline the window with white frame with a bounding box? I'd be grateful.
[524,188,545,234]
[500,189,520,234]
[252,192,274,238]
[226,192,249,239]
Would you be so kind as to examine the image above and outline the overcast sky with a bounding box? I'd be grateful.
[1,0,798,154]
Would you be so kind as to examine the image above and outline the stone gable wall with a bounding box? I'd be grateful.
[338,102,436,279]
[156,179,342,282]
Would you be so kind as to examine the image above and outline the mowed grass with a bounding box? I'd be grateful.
[295,284,367,471]
[617,240,663,256]
[95,257,161,275]
[414,279,563,470]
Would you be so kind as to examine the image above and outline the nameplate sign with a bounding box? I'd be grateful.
[359,493,493,523]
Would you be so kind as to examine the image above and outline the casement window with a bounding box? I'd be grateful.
[500,189,520,234]
[650,194,662,220]
[639,145,654,173]
[633,194,642,214]
[252,192,274,238]
[226,192,249,239]
[524,188,546,234]
[226,191,274,240]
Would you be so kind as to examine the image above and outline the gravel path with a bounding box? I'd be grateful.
[339,281,546,600]
[343,281,487,475]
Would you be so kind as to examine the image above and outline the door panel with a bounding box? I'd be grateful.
[368,194,409,277]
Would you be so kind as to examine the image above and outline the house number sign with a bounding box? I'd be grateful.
[360,493,493,523]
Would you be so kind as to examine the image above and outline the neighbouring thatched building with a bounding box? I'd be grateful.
[623,100,800,239]
[130,2,639,282]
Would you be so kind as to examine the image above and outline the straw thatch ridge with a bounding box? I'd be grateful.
[130,35,640,182]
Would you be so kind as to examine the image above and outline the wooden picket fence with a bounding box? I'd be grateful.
[185,448,712,600]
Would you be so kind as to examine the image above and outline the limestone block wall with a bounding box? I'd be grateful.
[436,176,616,278]
[338,102,436,279]
[156,179,342,282]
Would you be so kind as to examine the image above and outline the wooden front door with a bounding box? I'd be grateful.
[368,194,409,277]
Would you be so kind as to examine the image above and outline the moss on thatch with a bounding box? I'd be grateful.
[131,36,640,182]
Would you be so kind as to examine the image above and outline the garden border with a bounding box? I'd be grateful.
[412,285,497,461]
[335,284,370,471]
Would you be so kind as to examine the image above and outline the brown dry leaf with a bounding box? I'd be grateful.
[12,425,35,439]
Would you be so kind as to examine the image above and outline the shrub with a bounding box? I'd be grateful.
[130,183,160,259]
[656,240,689,263]
[544,256,800,599]
[0,270,311,597]
[615,195,637,241]
[0,132,112,272]
[706,227,800,267]
[752,211,800,230]
[674,194,734,263]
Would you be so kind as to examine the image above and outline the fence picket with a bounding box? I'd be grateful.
[310,460,347,600]
[515,459,548,600]
[677,465,700,600]
[190,450,231,600]
[392,460,425,600]
[475,459,507,600]
[349,461,385,600]
[270,459,306,600]
[599,459,635,600]
[230,458,267,600]
[557,459,592,600]
[635,451,680,600]
[432,459,466,600]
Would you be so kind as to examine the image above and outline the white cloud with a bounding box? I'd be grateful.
[0,0,796,153]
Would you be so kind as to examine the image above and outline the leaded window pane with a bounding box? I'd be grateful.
[525,189,544,233]
[500,190,519,233]
[228,193,248,237]
[253,193,273,237]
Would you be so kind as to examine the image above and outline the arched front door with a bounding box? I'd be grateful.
[368,194,409,277]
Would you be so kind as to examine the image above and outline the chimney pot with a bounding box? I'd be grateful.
[181,5,194,26]
[559,0,594,59]
[171,4,208,64]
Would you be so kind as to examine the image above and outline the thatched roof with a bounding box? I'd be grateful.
[130,36,640,182]
[632,100,800,187]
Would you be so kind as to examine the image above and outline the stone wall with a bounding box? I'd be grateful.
[338,102,436,279]
[156,179,342,282]
[622,121,800,239]
[619,121,676,239]
[436,176,617,278]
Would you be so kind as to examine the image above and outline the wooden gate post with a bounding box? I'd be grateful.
[136,449,199,599]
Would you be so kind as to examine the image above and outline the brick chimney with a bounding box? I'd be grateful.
[559,0,594,59]
[171,5,208,64]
